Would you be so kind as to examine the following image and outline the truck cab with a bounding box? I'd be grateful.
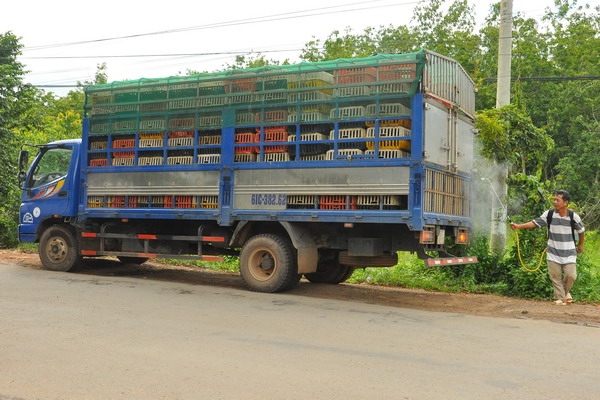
[18,139,81,244]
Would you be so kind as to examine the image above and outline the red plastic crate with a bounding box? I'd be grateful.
[319,195,357,210]
[108,196,125,208]
[262,127,288,153]
[234,132,258,154]
[335,67,377,84]
[225,78,257,93]
[127,196,138,208]
[165,195,195,208]
[89,158,107,167]
[112,151,135,158]
[378,64,417,81]
[168,131,194,138]
[113,138,135,148]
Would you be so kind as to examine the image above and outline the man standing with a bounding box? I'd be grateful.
[510,190,585,305]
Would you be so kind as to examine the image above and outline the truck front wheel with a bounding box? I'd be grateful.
[239,234,300,293]
[39,225,81,272]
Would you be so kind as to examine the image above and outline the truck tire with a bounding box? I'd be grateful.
[39,225,81,272]
[239,234,300,293]
[304,265,354,284]
[304,256,354,284]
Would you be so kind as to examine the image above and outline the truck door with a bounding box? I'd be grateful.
[19,145,77,242]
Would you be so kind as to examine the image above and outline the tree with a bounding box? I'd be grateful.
[300,0,480,63]
[0,32,41,247]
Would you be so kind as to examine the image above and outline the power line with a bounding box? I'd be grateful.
[483,76,600,82]
[22,50,303,60]
[24,1,417,51]
[35,75,600,90]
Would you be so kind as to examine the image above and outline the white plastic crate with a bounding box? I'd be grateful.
[263,152,290,162]
[168,137,194,147]
[229,94,255,104]
[113,104,138,114]
[112,120,136,132]
[90,123,110,134]
[138,156,163,165]
[198,154,221,164]
[258,92,288,102]
[287,91,332,102]
[169,99,199,110]
[200,135,222,145]
[288,133,328,142]
[366,103,411,116]
[167,156,194,165]
[139,138,164,148]
[199,116,221,126]
[236,112,255,125]
[364,149,410,158]
[200,195,219,209]
[111,157,135,166]
[287,195,316,205]
[334,86,371,98]
[287,112,328,123]
[375,82,411,94]
[330,106,367,119]
[234,154,257,162]
[325,149,363,160]
[140,119,166,131]
[90,106,111,116]
[329,128,367,140]
[197,97,227,107]
[366,126,411,138]
[87,196,104,207]
[90,141,108,150]
[300,154,327,161]
[357,195,402,206]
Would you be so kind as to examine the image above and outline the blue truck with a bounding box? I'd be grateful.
[17,49,477,292]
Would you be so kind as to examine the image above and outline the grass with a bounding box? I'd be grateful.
[15,231,598,303]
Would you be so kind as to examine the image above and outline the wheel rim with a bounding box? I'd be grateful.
[247,246,277,282]
[44,236,68,264]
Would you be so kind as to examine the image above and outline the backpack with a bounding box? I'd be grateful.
[546,209,577,244]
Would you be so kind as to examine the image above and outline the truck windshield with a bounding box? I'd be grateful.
[27,147,72,188]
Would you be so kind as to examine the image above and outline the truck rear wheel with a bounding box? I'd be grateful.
[304,265,354,284]
[304,251,354,284]
[39,225,81,272]
[239,234,300,293]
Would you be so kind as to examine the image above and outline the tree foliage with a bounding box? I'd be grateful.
[0,32,38,247]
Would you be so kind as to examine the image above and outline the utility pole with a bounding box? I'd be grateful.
[491,0,513,252]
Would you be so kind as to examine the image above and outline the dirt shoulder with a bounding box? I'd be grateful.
[2,249,599,327]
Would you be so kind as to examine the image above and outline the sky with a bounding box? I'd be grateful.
[2,0,597,96]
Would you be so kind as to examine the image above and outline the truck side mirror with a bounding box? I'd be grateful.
[18,150,29,186]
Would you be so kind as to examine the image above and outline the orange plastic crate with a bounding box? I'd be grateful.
[89,158,107,167]
[235,132,258,154]
[113,139,135,149]
[112,151,135,158]
[108,196,125,208]
[319,195,357,210]
[262,127,288,153]
[168,131,194,138]
[335,67,377,84]
[378,64,417,81]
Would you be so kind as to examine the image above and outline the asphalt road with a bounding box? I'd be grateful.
[1,262,599,400]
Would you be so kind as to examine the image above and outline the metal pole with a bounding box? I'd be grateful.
[491,0,513,252]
